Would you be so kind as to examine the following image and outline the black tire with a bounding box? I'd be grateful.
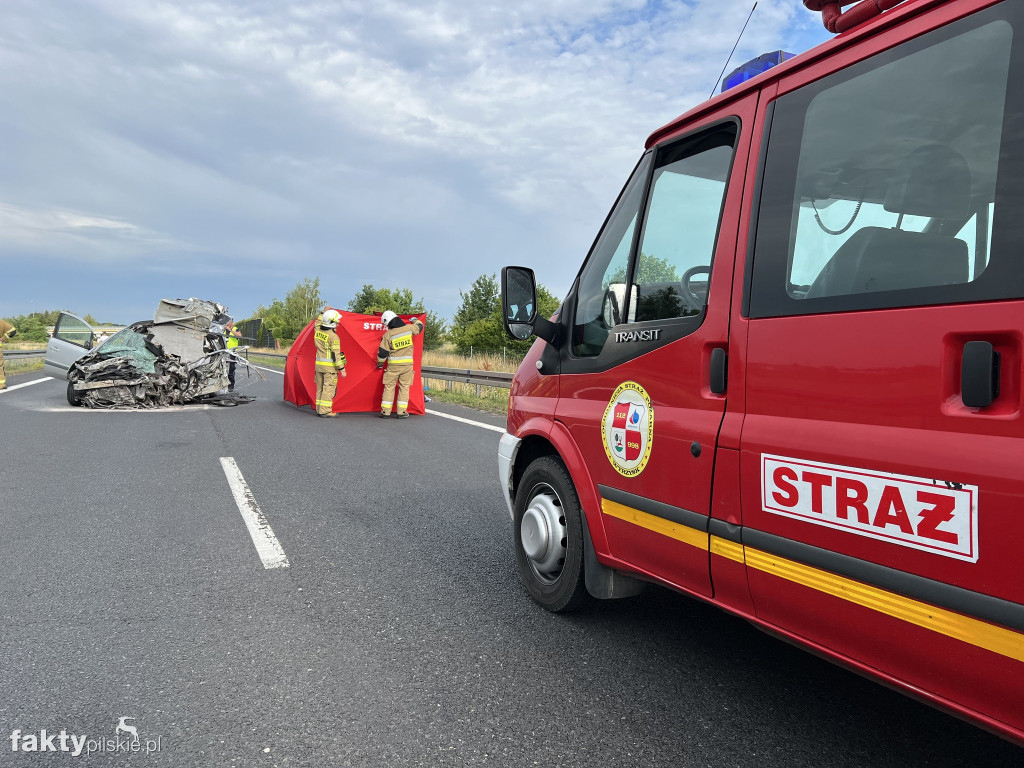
[66,379,82,407]
[513,456,591,612]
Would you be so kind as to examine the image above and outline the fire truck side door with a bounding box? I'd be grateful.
[555,94,759,598]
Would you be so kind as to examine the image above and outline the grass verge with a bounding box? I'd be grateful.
[247,352,286,370]
[424,385,509,416]
[5,359,44,375]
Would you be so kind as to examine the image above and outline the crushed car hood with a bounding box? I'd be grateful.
[69,298,253,408]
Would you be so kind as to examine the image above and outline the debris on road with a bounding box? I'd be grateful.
[68,298,264,408]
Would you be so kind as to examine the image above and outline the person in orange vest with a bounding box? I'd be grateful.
[0,318,15,390]
[376,310,423,419]
[314,309,347,417]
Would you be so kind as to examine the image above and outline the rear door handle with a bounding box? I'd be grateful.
[961,341,1000,408]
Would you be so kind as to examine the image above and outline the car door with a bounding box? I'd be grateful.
[555,94,758,597]
[44,312,95,379]
[741,3,1024,730]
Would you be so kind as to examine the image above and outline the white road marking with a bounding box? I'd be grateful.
[219,457,290,569]
[0,377,54,394]
[33,404,219,413]
[251,365,284,375]
[426,408,505,433]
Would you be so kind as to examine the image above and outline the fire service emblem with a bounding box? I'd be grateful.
[601,381,654,477]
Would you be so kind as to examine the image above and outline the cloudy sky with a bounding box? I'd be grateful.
[0,0,830,324]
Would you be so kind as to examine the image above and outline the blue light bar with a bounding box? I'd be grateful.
[721,51,796,93]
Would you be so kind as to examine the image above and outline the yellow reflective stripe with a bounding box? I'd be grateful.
[602,495,1024,662]
[315,399,333,406]
[710,536,745,563]
[600,498,707,551]
[744,547,1024,663]
[390,357,414,364]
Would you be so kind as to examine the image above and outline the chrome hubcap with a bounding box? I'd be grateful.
[520,485,567,582]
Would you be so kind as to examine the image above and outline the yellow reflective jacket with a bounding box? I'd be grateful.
[377,318,424,368]
[314,327,346,373]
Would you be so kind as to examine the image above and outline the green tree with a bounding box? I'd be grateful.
[451,274,498,327]
[448,274,498,353]
[346,284,446,346]
[606,252,679,287]
[347,284,424,315]
[1,313,51,343]
[449,274,560,354]
[284,277,323,330]
[423,310,448,350]
[250,299,289,341]
[249,277,324,343]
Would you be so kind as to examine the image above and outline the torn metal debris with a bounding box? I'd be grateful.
[68,298,263,408]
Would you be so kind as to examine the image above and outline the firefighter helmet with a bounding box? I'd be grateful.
[321,309,342,328]
[380,310,398,328]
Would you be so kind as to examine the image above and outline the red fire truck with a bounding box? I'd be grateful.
[498,0,1024,746]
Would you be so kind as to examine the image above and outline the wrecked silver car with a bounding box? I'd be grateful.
[56,298,259,408]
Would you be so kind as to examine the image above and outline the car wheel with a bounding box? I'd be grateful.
[513,456,590,612]
[67,380,82,407]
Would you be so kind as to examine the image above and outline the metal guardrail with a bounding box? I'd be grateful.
[2,350,45,360]
[245,352,514,392]
[421,366,513,389]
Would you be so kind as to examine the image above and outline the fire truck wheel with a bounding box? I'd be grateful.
[514,456,591,613]
[67,380,82,407]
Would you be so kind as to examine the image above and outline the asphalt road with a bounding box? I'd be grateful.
[0,368,1021,767]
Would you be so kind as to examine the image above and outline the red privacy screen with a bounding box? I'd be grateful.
[283,310,426,415]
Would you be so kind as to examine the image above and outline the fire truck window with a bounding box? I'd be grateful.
[634,131,735,321]
[572,153,652,358]
[748,7,1023,318]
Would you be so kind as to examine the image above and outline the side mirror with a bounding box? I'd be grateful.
[501,266,537,340]
[501,266,559,346]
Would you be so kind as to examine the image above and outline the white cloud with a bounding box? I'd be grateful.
[0,202,185,256]
[0,0,831,319]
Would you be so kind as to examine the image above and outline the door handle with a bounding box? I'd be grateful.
[961,341,1000,408]
[710,347,727,395]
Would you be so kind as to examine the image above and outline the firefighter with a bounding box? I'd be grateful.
[223,321,242,391]
[314,309,347,417]
[0,318,15,390]
[377,310,424,418]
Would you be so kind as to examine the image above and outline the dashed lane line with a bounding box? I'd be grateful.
[426,408,505,434]
[0,377,54,394]
[220,457,290,569]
